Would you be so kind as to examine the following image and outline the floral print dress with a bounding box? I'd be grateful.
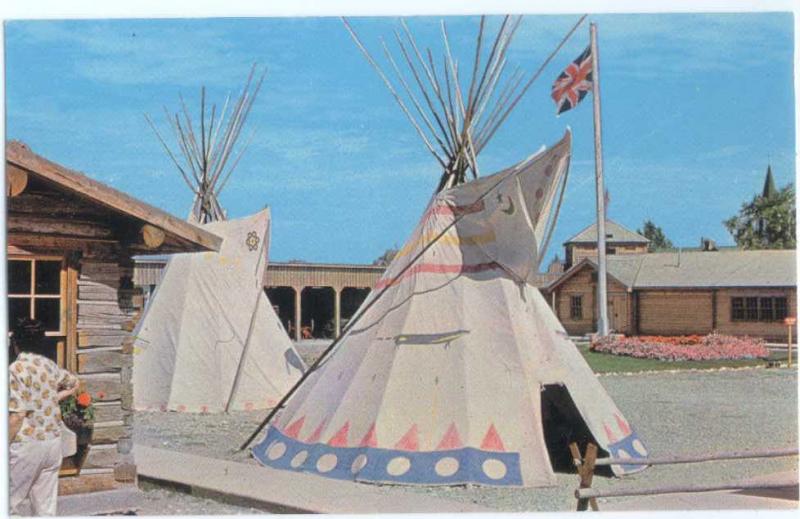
[9,352,78,443]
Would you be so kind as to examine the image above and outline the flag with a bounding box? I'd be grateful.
[551,46,593,114]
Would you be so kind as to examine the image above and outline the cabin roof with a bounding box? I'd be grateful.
[7,141,221,253]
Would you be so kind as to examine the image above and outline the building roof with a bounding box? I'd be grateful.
[564,219,650,245]
[7,141,221,253]
[548,249,797,291]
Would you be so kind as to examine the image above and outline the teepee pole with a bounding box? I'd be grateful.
[224,290,263,413]
[239,149,556,451]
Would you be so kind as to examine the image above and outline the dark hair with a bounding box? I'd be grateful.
[10,318,46,361]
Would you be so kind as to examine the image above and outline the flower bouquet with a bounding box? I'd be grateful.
[60,391,95,433]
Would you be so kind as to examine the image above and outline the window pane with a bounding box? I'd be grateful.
[8,298,31,329]
[731,298,744,320]
[776,298,788,320]
[745,297,759,321]
[31,337,59,364]
[759,298,773,321]
[35,261,61,295]
[9,260,31,294]
[34,299,61,332]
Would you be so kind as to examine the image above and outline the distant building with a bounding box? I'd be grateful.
[546,249,797,340]
[563,219,649,268]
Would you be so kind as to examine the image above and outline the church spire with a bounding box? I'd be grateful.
[762,164,778,199]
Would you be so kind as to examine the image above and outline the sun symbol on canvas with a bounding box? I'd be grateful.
[245,231,260,251]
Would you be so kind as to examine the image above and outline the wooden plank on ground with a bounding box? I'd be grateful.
[134,445,492,514]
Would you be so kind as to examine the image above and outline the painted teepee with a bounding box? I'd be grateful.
[134,67,304,412]
[250,16,647,486]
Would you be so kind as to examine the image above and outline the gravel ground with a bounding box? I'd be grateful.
[134,367,797,512]
[135,485,265,515]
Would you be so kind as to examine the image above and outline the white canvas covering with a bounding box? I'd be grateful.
[253,131,647,487]
[133,209,305,413]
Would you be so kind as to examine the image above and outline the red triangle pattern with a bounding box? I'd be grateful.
[436,422,463,450]
[284,416,305,439]
[328,421,350,447]
[614,413,632,436]
[394,424,419,451]
[480,424,505,452]
[604,423,617,443]
[359,423,378,448]
[306,420,326,443]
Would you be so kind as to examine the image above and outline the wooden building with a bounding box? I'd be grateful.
[134,258,384,340]
[563,219,649,268]
[546,249,797,340]
[6,142,220,494]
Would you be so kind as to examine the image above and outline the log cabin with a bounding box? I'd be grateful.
[546,249,797,341]
[6,141,221,495]
[563,219,650,269]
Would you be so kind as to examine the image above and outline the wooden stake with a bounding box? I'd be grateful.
[571,442,599,511]
[590,22,609,337]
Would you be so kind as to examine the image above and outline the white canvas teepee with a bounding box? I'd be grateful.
[252,131,648,487]
[133,209,305,413]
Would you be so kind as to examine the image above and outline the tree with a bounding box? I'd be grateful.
[373,248,398,266]
[724,183,796,249]
[638,220,673,252]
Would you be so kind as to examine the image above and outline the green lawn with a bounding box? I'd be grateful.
[575,342,790,374]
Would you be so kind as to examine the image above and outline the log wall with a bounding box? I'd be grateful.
[714,287,797,341]
[552,264,630,336]
[9,183,140,493]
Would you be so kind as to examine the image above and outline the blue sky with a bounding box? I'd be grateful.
[4,12,795,265]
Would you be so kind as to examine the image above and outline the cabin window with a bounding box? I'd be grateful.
[745,297,759,320]
[570,295,583,320]
[731,296,789,322]
[8,258,65,363]
[731,298,745,320]
[759,298,773,322]
[775,298,788,320]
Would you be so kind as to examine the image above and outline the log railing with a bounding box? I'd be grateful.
[570,442,798,511]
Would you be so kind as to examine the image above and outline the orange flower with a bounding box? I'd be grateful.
[77,392,92,407]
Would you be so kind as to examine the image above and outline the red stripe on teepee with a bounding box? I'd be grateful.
[306,420,326,443]
[480,424,505,452]
[359,423,378,447]
[604,423,617,444]
[328,422,350,447]
[614,413,632,436]
[394,424,419,451]
[436,422,464,450]
[283,416,305,439]
[374,262,501,289]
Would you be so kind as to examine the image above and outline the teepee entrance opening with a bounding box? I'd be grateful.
[541,384,609,475]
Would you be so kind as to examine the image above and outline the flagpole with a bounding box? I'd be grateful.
[590,22,609,337]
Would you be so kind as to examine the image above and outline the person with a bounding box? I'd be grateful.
[8,318,79,516]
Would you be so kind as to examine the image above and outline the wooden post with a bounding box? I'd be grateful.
[785,317,796,368]
[570,442,599,511]
[333,287,342,338]
[590,22,609,337]
[294,287,302,342]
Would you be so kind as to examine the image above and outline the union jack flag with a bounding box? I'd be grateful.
[551,46,593,114]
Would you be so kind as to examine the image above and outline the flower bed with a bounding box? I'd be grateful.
[590,333,769,361]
